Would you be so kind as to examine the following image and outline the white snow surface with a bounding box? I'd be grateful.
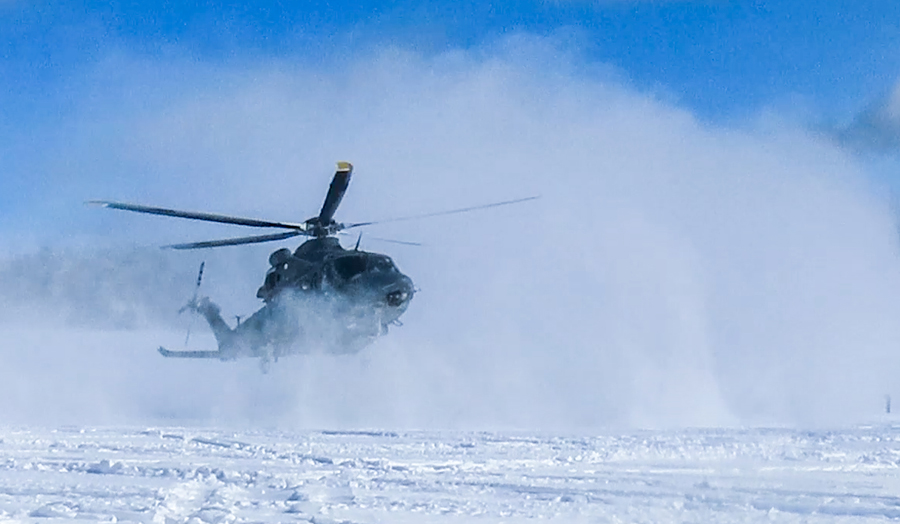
[2,425,900,522]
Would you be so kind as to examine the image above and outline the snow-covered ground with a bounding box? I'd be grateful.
[3,425,900,523]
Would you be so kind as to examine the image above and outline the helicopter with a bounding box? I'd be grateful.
[90,162,536,369]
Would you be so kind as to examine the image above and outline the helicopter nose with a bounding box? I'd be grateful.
[383,277,414,308]
[386,289,410,307]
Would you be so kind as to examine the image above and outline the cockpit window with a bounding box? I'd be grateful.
[333,256,367,280]
[368,256,397,273]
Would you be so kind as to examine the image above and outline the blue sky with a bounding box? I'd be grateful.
[3,1,900,231]
[3,1,900,125]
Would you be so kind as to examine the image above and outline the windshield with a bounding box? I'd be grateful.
[368,256,397,273]
[333,255,368,280]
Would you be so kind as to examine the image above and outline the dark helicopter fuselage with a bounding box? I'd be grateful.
[189,236,414,362]
[258,237,413,313]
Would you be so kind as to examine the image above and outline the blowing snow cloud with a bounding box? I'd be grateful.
[2,38,900,429]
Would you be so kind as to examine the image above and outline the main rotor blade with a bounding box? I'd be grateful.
[318,161,353,225]
[88,201,308,231]
[338,231,422,246]
[369,236,423,247]
[343,196,540,229]
[163,230,305,250]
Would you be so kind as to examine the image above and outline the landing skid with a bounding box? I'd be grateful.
[158,347,223,359]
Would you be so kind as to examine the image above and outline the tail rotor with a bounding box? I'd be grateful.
[180,261,205,346]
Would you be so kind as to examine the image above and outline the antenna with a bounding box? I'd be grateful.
[355,233,362,251]
[182,261,205,346]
